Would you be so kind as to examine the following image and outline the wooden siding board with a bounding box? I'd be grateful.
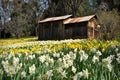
[38,24,43,40]
[65,22,88,39]
[38,21,64,40]
[65,24,73,39]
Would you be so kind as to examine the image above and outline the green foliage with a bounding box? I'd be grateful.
[97,9,120,40]
[2,0,42,38]
[76,0,95,16]
[113,0,120,6]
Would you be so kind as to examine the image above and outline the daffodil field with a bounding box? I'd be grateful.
[0,38,120,80]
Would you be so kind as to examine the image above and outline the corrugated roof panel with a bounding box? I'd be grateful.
[64,15,95,24]
[38,15,72,23]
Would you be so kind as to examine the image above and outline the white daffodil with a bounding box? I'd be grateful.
[91,48,96,53]
[79,50,85,54]
[102,56,113,72]
[13,57,19,67]
[72,66,76,73]
[102,57,112,65]
[82,69,89,79]
[44,48,51,53]
[73,71,83,80]
[16,63,22,72]
[108,55,115,60]
[60,70,67,78]
[62,60,69,68]
[69,51,73,54]
[117,53,120,57]
[110,42,116,48]
[53,53,60,58]
[74,48,78,53]
[18,53,22,57]
[39,55,46,63]
[56,67,63,73]
[35,51,42,54]
[96,50,102,56]
[21,71,26,78]
[116,53,120,63]
[116,58,120,63]
[29,64,36,75]
[2,60,9,67]
[8,53,14,59]
[73,74,78,80]
[106,64,112,72]
[60,51,64,56]
[68,60,74,66]
[115,48,119,53]
[80,52,88,62]
[92,55,99,63]
[47,58,54,64]
[58,58,62,62]
[28,54,35,59]
[0,69,3,75]
[69,51,76,60]
[64,54,71,60]
[77,72,83,78]
[46,70,53,79]
[7,66,16,77]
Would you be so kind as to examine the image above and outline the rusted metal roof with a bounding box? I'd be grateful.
[64,15,95,24]
[38,15,72,23]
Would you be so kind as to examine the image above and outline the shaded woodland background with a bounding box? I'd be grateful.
[0,0,120,39]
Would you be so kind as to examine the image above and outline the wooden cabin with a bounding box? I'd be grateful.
[38,15,100,40]
[63,15,100,39]
[38,15,72,40]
